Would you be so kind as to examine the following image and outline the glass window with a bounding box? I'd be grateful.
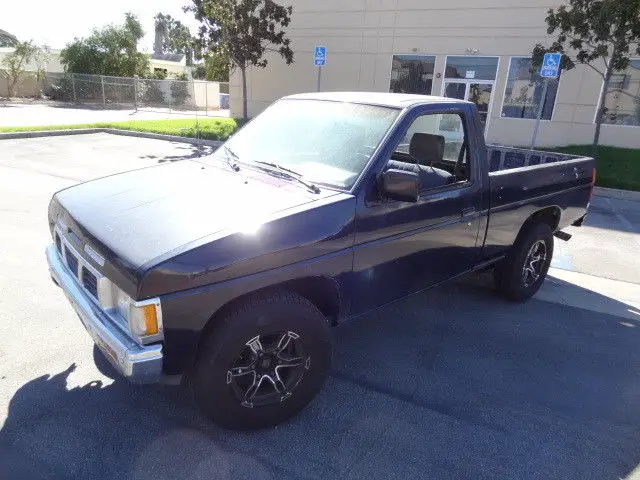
[603,59,640,126]
[389,55,435,95]
[206,99,400,189]
[501,57,560,120]
[444,56,498,80]
[398,113,466,164]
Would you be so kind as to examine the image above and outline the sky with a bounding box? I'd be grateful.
[4,0,200,51]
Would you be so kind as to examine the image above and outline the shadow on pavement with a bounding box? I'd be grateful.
[139,144,216,163]
[584,196,640,235]
[2,276,640,479]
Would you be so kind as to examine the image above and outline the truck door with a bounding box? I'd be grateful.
[351,106,483,315]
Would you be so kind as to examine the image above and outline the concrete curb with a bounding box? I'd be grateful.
[0,128,223,148]
[0,128,103,140]
[594,186,640,203]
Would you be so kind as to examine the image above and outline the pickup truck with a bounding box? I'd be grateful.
[46,92,595,429]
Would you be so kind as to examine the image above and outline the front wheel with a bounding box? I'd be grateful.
[494,222,554,302]
[192,291,332,430]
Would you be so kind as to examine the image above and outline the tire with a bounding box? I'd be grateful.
[192,291,332,430]
[494,222,554,302]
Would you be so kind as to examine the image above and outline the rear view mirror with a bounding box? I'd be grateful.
[380,169,419,203]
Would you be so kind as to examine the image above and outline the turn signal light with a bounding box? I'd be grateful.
[129,302,161,337]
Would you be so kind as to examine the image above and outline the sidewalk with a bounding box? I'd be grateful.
[0,101,230,127]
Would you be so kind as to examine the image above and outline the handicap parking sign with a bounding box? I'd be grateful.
[540,53,561,77]
[314,46,327,66]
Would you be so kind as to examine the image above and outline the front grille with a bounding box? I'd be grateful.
[82,267,98,299]
[65,248,79,275]
[56,227,104,303]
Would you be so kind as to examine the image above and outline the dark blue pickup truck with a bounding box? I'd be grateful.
[47,92,595,429]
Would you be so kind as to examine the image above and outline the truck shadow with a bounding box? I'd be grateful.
[2,275,640,479]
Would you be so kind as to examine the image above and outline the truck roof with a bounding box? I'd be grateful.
[283,92,470,109]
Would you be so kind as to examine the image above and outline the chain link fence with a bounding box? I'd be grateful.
[42,72,230,114]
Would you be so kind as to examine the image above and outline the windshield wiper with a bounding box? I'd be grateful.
[253,161,320,194]
[222,145,241,172]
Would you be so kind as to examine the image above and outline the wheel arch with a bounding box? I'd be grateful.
[193,275,341,366]
[518,205,561,240]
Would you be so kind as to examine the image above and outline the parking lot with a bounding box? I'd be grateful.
[1,133,639,480]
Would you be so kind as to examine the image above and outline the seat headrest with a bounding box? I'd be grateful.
[409,133,445,166]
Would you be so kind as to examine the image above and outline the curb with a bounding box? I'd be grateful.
[0,128,223,148]
[102,129,223,147]
[593,186,640,203]
[0,128,103,140]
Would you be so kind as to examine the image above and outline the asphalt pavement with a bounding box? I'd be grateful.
[1,133,639,480]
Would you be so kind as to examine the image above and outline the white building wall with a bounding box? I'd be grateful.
[230,0,640,149]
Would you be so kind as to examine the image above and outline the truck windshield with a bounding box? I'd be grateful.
[207,99,400,189]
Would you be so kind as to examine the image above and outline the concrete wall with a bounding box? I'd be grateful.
[230,0,640,149]
[0,73,42,98]
[0,48,64,73]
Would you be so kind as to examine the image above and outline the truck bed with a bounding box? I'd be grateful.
[483,144,595,258]
[487,144,586,172]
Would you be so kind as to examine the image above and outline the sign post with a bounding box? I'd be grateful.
[531,53,561,150]
[314,46,327,92]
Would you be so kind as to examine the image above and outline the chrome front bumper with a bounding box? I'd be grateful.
[46,245,163,383]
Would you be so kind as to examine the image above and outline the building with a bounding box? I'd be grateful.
[229,0,640,148]
[149,53,188,77]
[0,46,64,98]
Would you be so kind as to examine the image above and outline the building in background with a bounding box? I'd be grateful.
[229,0,639,148]
[149,53,188,77]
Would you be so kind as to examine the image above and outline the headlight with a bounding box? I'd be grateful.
[104,284,163,342]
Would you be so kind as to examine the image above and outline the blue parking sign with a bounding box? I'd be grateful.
[314,46,327,66]
[540,53,561,77]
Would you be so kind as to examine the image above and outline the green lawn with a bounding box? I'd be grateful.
[551,145,640,192]
[0,118,238,141]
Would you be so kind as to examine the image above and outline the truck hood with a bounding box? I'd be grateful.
[50,160,345,296]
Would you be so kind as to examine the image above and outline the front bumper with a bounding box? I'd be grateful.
[46,244,163,383]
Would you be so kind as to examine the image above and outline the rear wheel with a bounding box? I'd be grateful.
[192,291,331,430]
[495,222,554,302]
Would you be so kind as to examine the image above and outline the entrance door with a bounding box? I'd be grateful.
[443,81,494,128]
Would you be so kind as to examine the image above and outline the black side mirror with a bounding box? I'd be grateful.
[380,169,419,203]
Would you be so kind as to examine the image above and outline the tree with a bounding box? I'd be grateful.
[533,0,640,155]
[186,0,294,119]
[0,28,18,47]
[60,13,149,77]
[1,40,43,98]
[154,13,196,65]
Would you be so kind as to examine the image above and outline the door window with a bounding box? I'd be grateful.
[388,113,469,191]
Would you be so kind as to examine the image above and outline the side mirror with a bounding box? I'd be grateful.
[380,169,419,203]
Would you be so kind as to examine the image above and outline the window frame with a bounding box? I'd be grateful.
[386,109,472,195]
[595,57,640,128]
[500,56,563,122]
[388,54,437,96]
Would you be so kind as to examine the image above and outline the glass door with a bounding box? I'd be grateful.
[443,81,466,100]
[468,83,493,125]
[442,81,494,129]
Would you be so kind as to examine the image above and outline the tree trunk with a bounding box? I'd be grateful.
[240,65,248,120]
[8,75,18,98]
[592,59,615,158]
